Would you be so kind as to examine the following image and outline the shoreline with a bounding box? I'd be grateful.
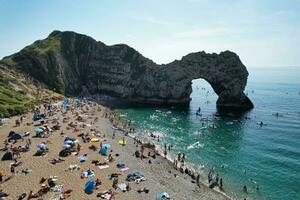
[110,108,234,200]
[0,98,231,200]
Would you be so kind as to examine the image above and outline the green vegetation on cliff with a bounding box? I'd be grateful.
[0,84,36,117]
[1,31,64,95]
[0,64,61,118]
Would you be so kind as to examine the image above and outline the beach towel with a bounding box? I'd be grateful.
[117,183,127,191]
[98,165,109,170]
[83,170,95,178]
[116,163,126,169]
[79,157,88,163]
[91,138,99,142]
[116,163,129,172]
[120,167,129,172]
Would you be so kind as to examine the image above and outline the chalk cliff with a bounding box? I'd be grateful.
[1,30,253,110]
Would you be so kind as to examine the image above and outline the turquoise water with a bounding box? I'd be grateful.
[118,67,300,200]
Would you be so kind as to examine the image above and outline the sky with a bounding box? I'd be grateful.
[0,0,299,67]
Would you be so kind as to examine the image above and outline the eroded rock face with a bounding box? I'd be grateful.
[1,30,253,110]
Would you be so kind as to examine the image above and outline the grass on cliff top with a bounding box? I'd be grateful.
[24,35,60,54]
[0,84,36,118]
[1,33,61,68]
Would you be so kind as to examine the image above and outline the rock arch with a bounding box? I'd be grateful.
[130,51,253,111]
[1,30,254,111]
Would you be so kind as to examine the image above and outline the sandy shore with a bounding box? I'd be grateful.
[0,99,230,200]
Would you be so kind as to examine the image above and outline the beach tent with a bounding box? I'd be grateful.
[74,99,82,106]
[35,127,45,134]
[99,144,111,156]
[61,99,69,109]
[156,192,170,200]
[209,178,217,188]
[84,178,94,194]
[118,139,126,145]
[1,151,13,161]
[8,133,25,142]
[35,128,45,137]
[33,112,41,121]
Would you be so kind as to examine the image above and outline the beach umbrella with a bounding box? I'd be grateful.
[156,192,170,200]
[84,178,94,194]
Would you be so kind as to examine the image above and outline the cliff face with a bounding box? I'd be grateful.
[1,30,253,110]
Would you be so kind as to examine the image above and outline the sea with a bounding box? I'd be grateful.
[117,67,300,200]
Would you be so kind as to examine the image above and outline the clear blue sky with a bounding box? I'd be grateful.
[0,0,299,67]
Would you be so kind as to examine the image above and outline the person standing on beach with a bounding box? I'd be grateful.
[243,185,248,193]
[77,143,81,153]
[178,153,181,161]
[208,171,212,183]
[196,174,200,187]
[164,148,167,158]
[10,164,15,174]
[164,143,168,158]
[0,170,3,182]
[220,178,223,189]
[112,177,118,189]
[140,145,144,160]
[174,159,178,169]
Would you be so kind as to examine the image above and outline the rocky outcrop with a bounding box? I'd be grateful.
[1,30,253,110]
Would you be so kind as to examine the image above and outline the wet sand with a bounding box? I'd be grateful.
[0,99,230,200]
